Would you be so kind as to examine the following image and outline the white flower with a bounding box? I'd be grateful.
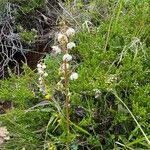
[93,89,102,99]
[43,72,48,77]
[4,136,10,140]
[38,69,44,75]
[70,72,78,80]
[0,127,9,137]
[0,127,10,144]
[41,64,46,69]
[67,42,76,50]
[38,77,42,81]
[68,92,71,96]
[37,63,46,69]
[66,27,75,37]
[52,45,61,55]
[57,33,68,44]
[37,63,42,68]
[63,54,72,62]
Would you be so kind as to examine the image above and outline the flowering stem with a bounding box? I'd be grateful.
[57,27,76,149]
[64,56,70,150]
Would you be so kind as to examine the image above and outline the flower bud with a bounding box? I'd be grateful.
[52,45,61,55]
[38,69,44,75]
[41,64,46,69]
[67,42,76,50]
[57,33,68,44]
[37,63,42,68]
[38,77,42,81]
[70,72,78,80]
[66,27,75,38]
[63,54,72,62]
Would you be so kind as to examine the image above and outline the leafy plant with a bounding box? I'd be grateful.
[0,0,150,149]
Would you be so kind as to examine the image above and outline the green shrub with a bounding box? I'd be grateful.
[0,0,150,149]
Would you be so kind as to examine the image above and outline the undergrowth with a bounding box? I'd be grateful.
[0,0,150,149]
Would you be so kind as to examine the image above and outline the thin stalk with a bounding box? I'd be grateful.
[104,16,113,51]
[113,91,150,145]
[64,50,70,150]
[104,0,122,51]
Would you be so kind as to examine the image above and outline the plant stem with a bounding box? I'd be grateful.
[64,52,70,150]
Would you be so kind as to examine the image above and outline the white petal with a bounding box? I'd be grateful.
[52,45,61,55]
[67,42,76,50]
[42,64,46,69]
[38,69,44,74]
[38,77,42,81]
[63,54,72,62]
[66,28,75,37]
[4,136,10,140]
[70,72,78,80]
[37,63,42,68]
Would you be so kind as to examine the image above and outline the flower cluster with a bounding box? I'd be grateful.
[52,26,79,148]
[51,27,75,52]
[37,62,49,96]
[37,27,78,101]
[55,27,78,80]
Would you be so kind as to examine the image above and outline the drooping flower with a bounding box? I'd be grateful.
[57,33,68,44]
[52,45,61,55]
[66,27,75,38]
[70,72,78,80]
[67,42,76,50]
[63,54,72,62]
